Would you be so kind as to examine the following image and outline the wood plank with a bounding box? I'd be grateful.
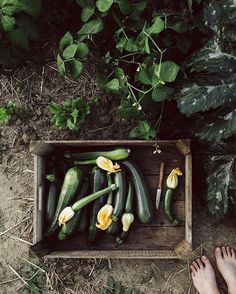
[185,154,192,248]
[134,200,185,226]
[47,249,178,259]
[45,226,185,251]
[146,175,185,201]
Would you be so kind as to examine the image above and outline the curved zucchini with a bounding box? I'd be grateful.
[164,188,179,226]
[46,167,83,236]
[112,169,127,221]
[65,148,130,161]
[87,167,107,244]
[57,179,89,240]
[122,160,154,224]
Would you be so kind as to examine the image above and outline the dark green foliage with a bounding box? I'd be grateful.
[129,121,156,140]
[48,97,92,132]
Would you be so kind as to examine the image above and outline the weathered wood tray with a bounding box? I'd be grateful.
[30,140,192,259]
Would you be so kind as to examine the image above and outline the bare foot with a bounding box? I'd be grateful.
[191,255,220,294]
[215,246,236,294]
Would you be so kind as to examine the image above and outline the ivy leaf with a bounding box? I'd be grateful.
[71,59,84,79]
[206,155,235,218]
[59,31,73,52]
[78,18,104,35]
[155,61,180,82]
[57,54,66,75]
[129,121,156,140]
[76,42,89,59]
[1,15,15,32]
[147,16,164,34]
[62,44,78,59]
[81,5,94,22]
[152,85,174,102]
[116,0,131,15]
[106,78,120,93]
[96,0,113,13]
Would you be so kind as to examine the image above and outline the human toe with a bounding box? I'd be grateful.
[226,246,232,257]
[196,258,204,269]
[215,247,223,259]
[222,246,227,257]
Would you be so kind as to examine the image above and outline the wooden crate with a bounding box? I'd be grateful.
[30,140,192,259]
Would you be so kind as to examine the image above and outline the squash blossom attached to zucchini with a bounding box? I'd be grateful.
[58,207,75,226]
[121,213,134,232]
[96,156,121,174]
[166,167,183,189]
[96,204,113,230]
[164,168,183,226]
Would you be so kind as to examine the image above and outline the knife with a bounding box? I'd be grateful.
[156,162,165,210]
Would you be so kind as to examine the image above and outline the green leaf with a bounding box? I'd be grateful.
[116,0,131,15]
[147,17,164,34]
[152,86,174,102]
[155,61,180,82]
[76,42,89,59]
[2,0,41,17]
[144,37,150,54]
[1,15,15,32]
[0,107,10,125]
[196,109,236,142]
[106,78,120,93]
[129,121,156,140]
[9,28,29,49]
[116,37,126,53]
[131,0,147,12]
[78,18,104,35]
[167,20,189,33]
[60,31,73,52]
[96,0,113,12]
[206,155,235,218]
[117,100,141,118]
[71,59,84,79]
[57,54,66,75]
[81,5,94,22]
[176,81,236,116]
[62,44,78,59]
[123,38,138,52]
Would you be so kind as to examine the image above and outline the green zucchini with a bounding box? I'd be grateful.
[78,205,88,233]
[112,169,127,221]
[46,167,83,236]
[45,182,59,224]
[122,160,154,224]
[71,185,116,212]
[65,148,130,161]
[116,180,135,244]
[107,220,121,235]
[87,167,107,244]
[57,179,89,240]
[164,188,179,226]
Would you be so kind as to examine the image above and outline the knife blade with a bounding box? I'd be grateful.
[156,162,165,210]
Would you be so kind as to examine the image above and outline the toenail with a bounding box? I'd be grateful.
[202,255,207,259]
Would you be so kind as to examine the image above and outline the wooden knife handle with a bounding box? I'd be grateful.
[158,162,165,189]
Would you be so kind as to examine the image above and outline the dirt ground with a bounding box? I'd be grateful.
[0,62,236,294]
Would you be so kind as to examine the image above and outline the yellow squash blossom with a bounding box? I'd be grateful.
[58,207,75,226]
[96,156,121,174]
[166,167,183,189]
[121,213,134,232]
[96,204,113,230]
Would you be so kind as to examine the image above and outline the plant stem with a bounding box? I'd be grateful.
[143,31,163,54]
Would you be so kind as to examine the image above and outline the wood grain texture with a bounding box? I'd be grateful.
[185,154,192,248]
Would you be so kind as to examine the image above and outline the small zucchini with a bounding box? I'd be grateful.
[45,182,59,224]
[112,169,127,221]
[46,167,83,236]
[57,179,89,240]
[87,167,107,244]
[122,160,154,224]
[107,220,121,235]
[164,188,179,226]
[65,148,130,162]
[116,180,135,244]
